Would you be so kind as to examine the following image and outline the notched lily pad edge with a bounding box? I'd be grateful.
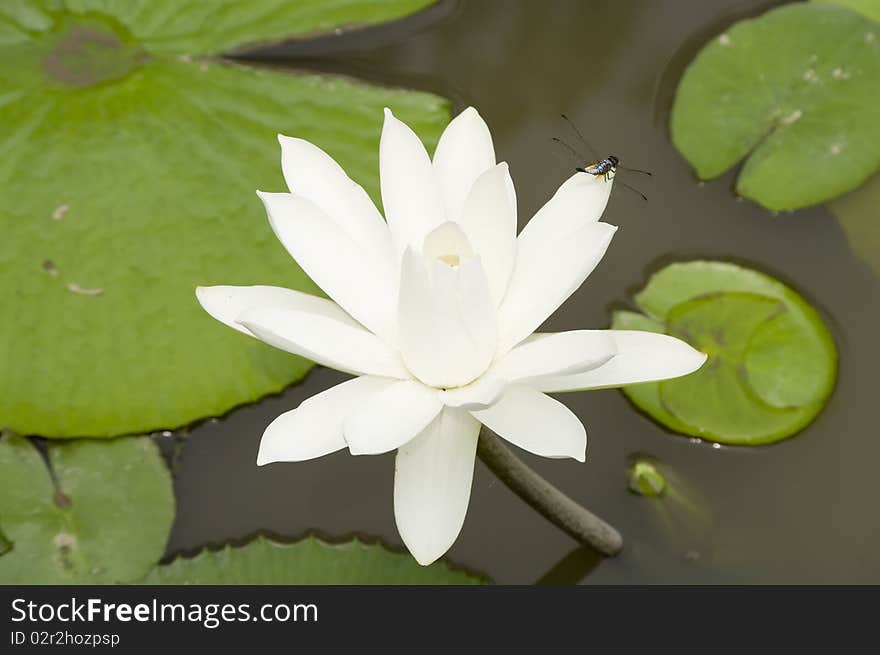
[199,55,453,120]
[670,2,880,210]
[218,0,441,57]
[148,531,492,584]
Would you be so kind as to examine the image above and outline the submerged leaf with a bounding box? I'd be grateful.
[670,3,880,210]
[0,433,174,584]
[612,261,837,445]
[0,1,450,437]
[828,172,880,275]
[141,535,488,585]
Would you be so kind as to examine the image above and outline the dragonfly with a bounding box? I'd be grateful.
[552,113,652,201]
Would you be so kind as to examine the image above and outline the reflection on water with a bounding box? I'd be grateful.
[536,546,602,585]
[166,0,880,583]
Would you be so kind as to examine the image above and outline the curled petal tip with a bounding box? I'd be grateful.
[255,449,275,467]
[278,134,304,146]
[682,346,709,374]
[255,440,271,466]
[383,107,394,118]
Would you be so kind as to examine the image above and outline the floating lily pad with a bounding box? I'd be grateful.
[141,535,487,585]
[0,432,174,584]
[670,3,880,210]
[814,0,880,23]
[0,1,450,437]
[611,261,837,445]
[0,527,11,557]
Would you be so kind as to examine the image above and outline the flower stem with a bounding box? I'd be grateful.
[477,427,623,557]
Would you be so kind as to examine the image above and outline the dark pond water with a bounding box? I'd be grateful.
[165,0,880,584]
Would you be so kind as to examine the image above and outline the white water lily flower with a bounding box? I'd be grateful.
[196,107,706,565]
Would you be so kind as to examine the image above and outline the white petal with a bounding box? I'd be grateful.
[380,108,445,255]
[472,385,586,461]
[237,306,408,379]
[278,135,394,266]
[516,172,613,244]
[343,380,443,455]
[497,221,617,353]
[439,376,507,411]
[258,191,396,342]
[257,376,394,465]
[398,248,497,388]
[394,407,480,565]
[196,285,356,338]
[491,330,617,382]
[457,163,517,306]
[421,221,474,262]
[432,107,496,222]
[531,330,708,392]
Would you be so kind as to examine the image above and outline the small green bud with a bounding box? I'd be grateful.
[627,460,667,497]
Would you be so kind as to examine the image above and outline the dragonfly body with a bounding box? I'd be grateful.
[578,156,620,181]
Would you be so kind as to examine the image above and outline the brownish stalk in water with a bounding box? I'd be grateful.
[477,427,623,557]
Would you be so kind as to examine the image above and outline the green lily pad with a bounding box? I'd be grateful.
[609,311,696,435]
[0,0,436,53]
[670,2,880,210]
[0,527,11,557]
[0,432,174,584]
[141,535,487,585]
[814,0,880,23]
[611,261,837,445]
[828,171,880,275]
[0,1,450,438]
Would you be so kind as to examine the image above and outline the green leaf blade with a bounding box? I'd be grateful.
[814,0,880,23]
[0,6,451,437]
[60,0,437,56]
[0,433,174,584]
[671,3,880,210]
[142,535,488,585]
